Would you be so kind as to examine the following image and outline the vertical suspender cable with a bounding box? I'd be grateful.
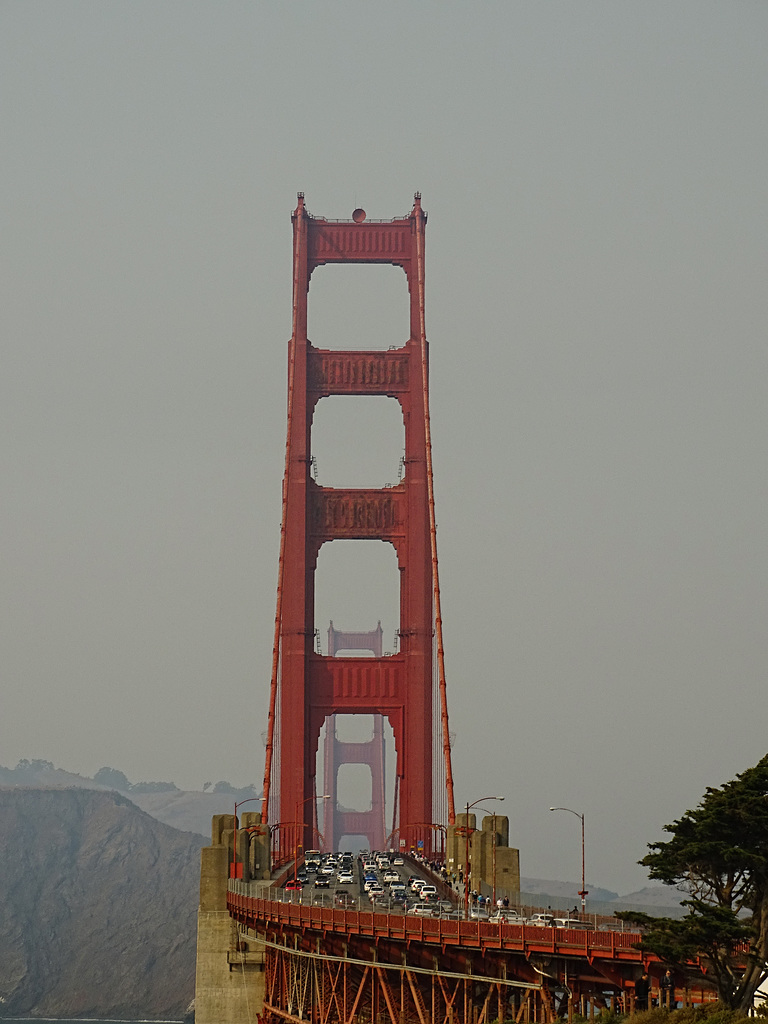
[262,198,304,822]
[413,196,456,825]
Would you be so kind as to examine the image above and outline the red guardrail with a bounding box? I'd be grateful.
[227,891,647,962]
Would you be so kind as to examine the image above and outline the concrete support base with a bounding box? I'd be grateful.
[194,815,266,1024]
[194,909,265,1024]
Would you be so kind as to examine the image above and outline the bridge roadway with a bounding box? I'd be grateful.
[225,856,713,1024]
[271,853,454,915]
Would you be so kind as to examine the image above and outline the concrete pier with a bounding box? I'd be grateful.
[194,814,267,1024]
[446,813,521,896]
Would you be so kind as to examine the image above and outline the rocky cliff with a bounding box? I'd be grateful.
[0,787,205,1018]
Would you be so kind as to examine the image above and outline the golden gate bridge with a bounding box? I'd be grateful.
[193,195,719,1024]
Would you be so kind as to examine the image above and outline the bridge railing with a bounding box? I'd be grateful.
[227,886,647,960]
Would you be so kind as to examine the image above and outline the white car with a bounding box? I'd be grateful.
[490,910,522,924]
[337,871,354,884]
[527,913,555,927]
[411,879,426,892]
[419,885,437,900]
[382,870,400,883]
[393,856,404,865]
[412,903,434,916]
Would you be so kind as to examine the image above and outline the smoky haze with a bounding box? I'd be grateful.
[1,1,766,895]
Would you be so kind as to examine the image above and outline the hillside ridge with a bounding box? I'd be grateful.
[0,787,203,1018]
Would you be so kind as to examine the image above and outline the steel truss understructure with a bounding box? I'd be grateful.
[260,939,545,1024]
[229,888,722,1024]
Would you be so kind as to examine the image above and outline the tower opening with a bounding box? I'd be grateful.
[314,541,399,655]
[308,264,408,351]
[311,395,404,489]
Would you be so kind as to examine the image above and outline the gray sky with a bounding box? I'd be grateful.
[2,1,766,895]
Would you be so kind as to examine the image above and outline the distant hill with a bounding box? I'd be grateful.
[0,787,204,1018]
[127,787,235,838]
[520,876,683,911]
[521,877,619,902]
[617,885,685,908]
[0,759,253,838]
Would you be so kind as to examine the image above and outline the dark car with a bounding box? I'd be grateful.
[335,891,356,908]
[314,876,330,888]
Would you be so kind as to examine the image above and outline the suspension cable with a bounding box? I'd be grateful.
[413,195,456,825]
[261,197,304,822]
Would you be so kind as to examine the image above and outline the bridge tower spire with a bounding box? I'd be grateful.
[262,194,455,858]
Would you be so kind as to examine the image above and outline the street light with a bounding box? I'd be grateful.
[294,794,331,884]
[550,806,587,914]
[463,795,504,919]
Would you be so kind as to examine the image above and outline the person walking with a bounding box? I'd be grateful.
[635,973,650,1012]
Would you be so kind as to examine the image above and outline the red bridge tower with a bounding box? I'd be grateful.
[262,194,455,859]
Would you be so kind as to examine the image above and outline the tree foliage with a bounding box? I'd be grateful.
[212,781,258,801]
[622,754,768,1011]
[130,780,179,793]
[14,759,55,776]
[94,766,132,791]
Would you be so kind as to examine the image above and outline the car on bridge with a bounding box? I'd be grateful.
[489,910,523,924]
[284,880,303,891]
[411,903,434,916]
[527,913,555,927]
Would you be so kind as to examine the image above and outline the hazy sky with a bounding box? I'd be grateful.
[2,1,766,895]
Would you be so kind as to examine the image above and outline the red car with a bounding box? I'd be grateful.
[284,880,303,891]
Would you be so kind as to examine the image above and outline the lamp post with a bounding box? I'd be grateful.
[463,795,504,919]
[232,796,263,879]
[294,794,331,884]
[550,806,587,914]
